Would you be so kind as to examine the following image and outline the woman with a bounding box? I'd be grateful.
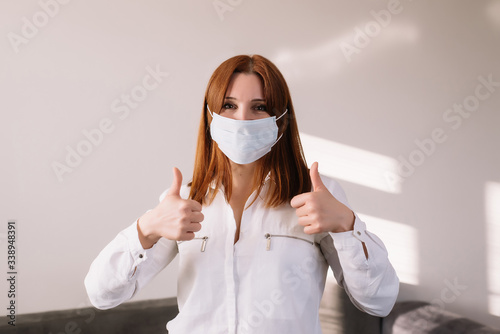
[85,55,399,333]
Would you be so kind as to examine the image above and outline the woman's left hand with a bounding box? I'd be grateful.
[290,162,355,234]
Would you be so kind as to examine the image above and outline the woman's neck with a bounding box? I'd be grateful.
[230,161,257,200]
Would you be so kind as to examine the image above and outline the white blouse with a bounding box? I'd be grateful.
[84,174,399,334]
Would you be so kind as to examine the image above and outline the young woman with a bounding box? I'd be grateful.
[85,55,399,333]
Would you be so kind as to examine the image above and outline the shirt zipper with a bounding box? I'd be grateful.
[264,233,314,251]
[178,236,209,252]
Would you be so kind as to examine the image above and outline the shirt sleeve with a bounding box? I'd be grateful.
[318,175,399,317]
[84,215,178,310]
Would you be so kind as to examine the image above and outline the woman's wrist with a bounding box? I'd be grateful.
[344,210,355,231]
[331,210,355,233]
[137,211,160,249]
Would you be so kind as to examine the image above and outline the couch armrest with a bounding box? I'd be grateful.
[382,301,500,334]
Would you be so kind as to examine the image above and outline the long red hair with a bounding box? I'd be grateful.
[188,55,311,207]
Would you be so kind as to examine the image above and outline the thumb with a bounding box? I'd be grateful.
[310,162,325,192]
[166,167,183,196]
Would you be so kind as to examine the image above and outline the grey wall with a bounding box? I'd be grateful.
[1,0,499,330]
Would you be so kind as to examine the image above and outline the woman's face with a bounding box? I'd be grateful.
[219,73,271,120]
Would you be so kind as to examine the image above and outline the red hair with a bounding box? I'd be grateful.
[188,55,311,207]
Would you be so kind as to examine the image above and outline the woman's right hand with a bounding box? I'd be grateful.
[137,167,204,249]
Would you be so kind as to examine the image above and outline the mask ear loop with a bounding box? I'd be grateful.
[207,104,213,118]
[271,109,288,148]
[276,109,287,121]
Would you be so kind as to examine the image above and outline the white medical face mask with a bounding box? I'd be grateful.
[208,105,287,165]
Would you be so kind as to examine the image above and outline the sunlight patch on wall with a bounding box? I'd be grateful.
[273,21,419,79]
[485,181,500,317]
[486,0,500,28]
[273,39,343,78]
[300,132,401,193]
[358,213,419,285]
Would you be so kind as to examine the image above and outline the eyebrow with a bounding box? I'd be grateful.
[225,97,266,102]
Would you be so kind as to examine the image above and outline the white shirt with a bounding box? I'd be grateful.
[84,174,399,334]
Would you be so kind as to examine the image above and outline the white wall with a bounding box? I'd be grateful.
[1,0,499,329]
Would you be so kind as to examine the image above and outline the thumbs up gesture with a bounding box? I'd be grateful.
[290,162,355,234]
[137,167,204,249]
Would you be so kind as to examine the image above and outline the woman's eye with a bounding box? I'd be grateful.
[223,103,235,109]
[254,105,267,111]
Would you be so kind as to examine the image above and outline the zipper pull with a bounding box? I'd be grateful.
[265,233,271,251]
[201,236,208,252]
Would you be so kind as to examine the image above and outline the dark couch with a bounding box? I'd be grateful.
[319,279,500,334]
[3,280,499,333]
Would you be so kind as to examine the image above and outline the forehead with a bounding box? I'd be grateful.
[225,73,264,100]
